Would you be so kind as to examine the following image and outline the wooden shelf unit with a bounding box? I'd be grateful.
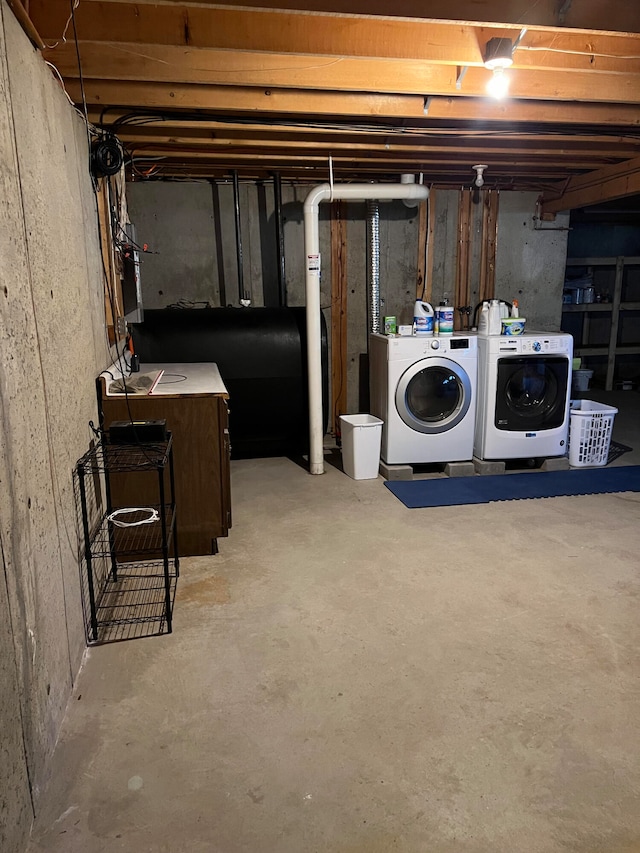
[563,256,640,390]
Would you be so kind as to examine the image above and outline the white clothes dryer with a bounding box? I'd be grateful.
[474,331,573,460]
[369,333,478,464]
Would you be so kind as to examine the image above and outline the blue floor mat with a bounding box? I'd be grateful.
[384,465,640,508]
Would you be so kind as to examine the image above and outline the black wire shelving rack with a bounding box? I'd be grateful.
[74,436,180,644]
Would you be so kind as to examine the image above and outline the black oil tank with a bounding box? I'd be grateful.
[131,307,328,458]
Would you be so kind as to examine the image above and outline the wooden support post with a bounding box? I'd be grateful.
[455,189,471,330]
[606,256,624,390]
[486,189,499,300]
[330,201,348,436]
[96,178,124,344]
[416,189,435,302]
[6,0,45,49]
[478,189,499,303]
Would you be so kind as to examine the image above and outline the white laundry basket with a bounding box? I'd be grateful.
[339,414,383,480]
[568,400,618,467]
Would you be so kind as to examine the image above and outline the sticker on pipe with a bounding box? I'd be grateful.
[307,253,321,275]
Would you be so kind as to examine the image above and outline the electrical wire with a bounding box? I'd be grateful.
[44,58,98,131]
[44,0,80,49]
[95,107,640,145]
[70,1,91,149]
[106,507,159,527]
[520,45,640,60]
[157,374,187,384]
[92,170,160,468]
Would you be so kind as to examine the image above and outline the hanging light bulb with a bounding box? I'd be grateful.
[472,165,487,188]
[487,66,509,99]
[483,37,513,99]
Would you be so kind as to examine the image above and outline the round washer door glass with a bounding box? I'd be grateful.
[495,356,568,430]
[396,358,472,434]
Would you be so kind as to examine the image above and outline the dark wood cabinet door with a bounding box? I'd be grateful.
[100,394,231,556]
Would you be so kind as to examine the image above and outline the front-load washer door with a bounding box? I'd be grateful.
[495,356,568,431]
[395,357,472,434]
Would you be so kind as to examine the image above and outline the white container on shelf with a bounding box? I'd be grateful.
[572,368,594,393]
[568,400,618,467]
[339,414,383,479]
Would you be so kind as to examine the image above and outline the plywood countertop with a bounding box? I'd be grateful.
[100,361,229,398]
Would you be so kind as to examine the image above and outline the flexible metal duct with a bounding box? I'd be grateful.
[366,200,380,334]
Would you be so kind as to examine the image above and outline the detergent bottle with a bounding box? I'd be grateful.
[477,301,490,335]
[413,300,434,335]
[436,298,454,335]
[488,299,502,335]
[511,299,519,318]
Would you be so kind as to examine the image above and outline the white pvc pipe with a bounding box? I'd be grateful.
[303,182,429,474]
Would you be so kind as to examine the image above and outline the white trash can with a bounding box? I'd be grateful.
[339,414,383,480]
[572,368,593,394]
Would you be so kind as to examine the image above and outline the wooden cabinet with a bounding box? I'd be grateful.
[98,363,231,556]
[562,256,640,390]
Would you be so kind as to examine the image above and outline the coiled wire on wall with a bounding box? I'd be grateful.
[91,134,124,178]
[366,200,381,334]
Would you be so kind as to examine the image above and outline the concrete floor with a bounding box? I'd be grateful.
[28,392,640,853]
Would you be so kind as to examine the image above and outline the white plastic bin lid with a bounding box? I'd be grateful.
[339,414,383,428]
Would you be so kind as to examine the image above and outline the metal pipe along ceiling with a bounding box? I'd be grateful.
[304,181,429,475]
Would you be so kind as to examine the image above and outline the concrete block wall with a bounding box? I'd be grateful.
[0,4,107,850]
[494,192,570,330]
[128,182,569,416]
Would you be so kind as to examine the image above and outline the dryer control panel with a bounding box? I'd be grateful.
[497,334,572,356]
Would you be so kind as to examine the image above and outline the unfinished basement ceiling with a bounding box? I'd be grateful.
[21,1,640,208]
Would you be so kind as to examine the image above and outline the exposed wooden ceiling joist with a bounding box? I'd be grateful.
[543,156,640,213]
[15,0,640,206]
[31,0,640,36]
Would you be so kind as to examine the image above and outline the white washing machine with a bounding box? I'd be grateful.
[369,332,478,464]
[474,331,573,460]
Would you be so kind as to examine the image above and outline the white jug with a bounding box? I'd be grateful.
[413,301,435,335]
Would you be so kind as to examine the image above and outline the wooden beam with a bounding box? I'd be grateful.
[6,0,45,48]
[30,0,640,39]
[330,201,348,436]
[121,147,606,177]
[31,0,640,45]
[115,126,640,164]
[49,43,640,104]
[424,96,640,127]
[105,121,640,152]
[71,80,427,117]
[35,3,488,64]
[44,43,456,93]
[543,155,640,213]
